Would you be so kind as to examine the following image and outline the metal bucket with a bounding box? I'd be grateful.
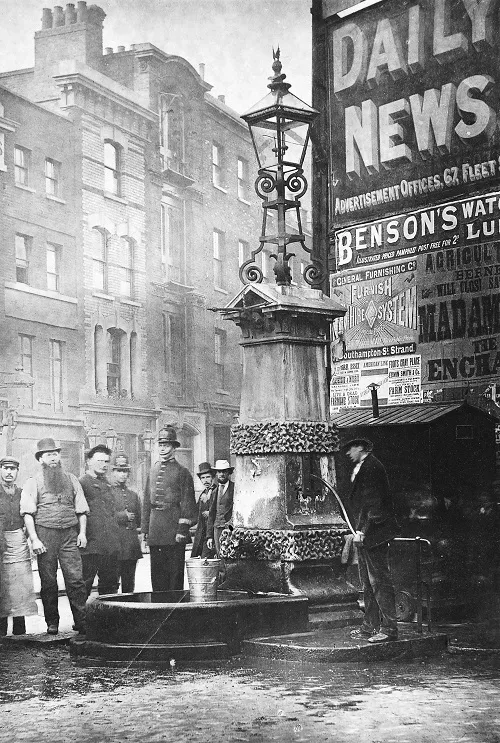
[186,557,221,602]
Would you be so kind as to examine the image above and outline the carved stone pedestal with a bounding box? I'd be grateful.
[218,283,362,627]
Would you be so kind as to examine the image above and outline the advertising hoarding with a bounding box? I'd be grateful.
[328,0,500,226]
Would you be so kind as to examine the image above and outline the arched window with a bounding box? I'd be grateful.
[92,228,108,292]
[130,331,138,399]
[107,328,123,395]
[104,141,121,195]
[94,325,105,394]
[118,238,134,298]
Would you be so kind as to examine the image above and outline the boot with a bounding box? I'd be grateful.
[12,617,26,635]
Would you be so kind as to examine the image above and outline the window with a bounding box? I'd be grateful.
[238,239,249,267]
[19,334,34,408]
[161,199,184,283]
[15,234,30,284]
[45,158,61,197]
[92,229,108,292]
[213,229,225,289]
[46,243,60,292]
[50,340,63,412]
[104,141,120,195]
[107,329,122,396]
[237,157,249,200]
[118,239,134,298]
[214,329,226,390]
[160,94,185,174]
[163,312,186,398]
[212,143,224,188]
[14,146,30,186]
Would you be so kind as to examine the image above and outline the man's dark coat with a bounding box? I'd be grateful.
[348,453,399,549]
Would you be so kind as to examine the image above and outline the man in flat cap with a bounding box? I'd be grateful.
[20,438,89,635]
[0,456,37,636]
[79,444,121,598]
[110,453,142,593]
[141,427,197,592]
[344,438,399,644]
[207,459,234,557]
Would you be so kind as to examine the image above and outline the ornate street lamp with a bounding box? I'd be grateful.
[105,427,118,451]
[142,428,154,454]
[241,49,323,287]
[86,423,99,449]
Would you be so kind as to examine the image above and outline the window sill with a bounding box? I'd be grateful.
[5,281,77,304]
[214,286,229,294]
[216,389,230,396]
[92,291,114,301]
[120,297,141,307]
[212,184,227,194]
[237,196,251,206]
[15,183,35,193]
[46,193,66,204]
[103,191,127,205]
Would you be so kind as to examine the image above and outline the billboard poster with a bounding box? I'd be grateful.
[327,0,500,226]
[330,259,418,356]
[330,188,500,403]
[330,354,422,411]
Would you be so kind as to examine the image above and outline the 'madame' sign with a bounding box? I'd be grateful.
[330,0,500,224]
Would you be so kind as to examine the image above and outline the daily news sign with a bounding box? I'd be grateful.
[329,0,500,225]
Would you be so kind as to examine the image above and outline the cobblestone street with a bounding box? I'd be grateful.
[0,645,499,743]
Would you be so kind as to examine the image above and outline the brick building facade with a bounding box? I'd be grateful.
[0,2,293,486]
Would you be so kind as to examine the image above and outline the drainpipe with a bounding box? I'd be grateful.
[368,383,379,419]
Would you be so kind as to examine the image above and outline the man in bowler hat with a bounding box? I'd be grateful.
[110,453,142,593]
[207,459,234,557]
[141,427,197,591]
[20,438,89,635]
[191,462,216,558]
[344,438,399,643]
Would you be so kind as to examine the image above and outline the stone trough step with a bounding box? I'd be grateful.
[71,639,231,663]
[242,626,448,663]
[308,600,363,629]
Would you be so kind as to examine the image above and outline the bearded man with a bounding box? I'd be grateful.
[20,438,89,635]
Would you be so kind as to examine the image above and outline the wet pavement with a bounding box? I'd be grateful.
[2,556,500,741]
[0,643,500,742]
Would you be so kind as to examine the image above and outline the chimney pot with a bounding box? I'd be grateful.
[105,47,113,54]
[218,94,225,104]
[198,63,205,80]
[53,6,65,26]
[130,44,136,51]
[41,8,53,29]
[76,1,87,21]
[117,45,125,52]
[65,4,77,24]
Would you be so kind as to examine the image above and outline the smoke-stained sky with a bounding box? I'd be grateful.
[0,0,312,114]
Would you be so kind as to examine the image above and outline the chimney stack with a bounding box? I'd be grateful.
[76,1,87,21]
[218,94,225,104]
[53,6,65,25]
[198,63,205,80]
[105,47,113,55]
[65,4,77,24]
[117,45,125,52]
[35,2,106,94]
[41,8,53,28]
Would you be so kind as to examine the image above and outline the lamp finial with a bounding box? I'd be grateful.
[268,47,291,95]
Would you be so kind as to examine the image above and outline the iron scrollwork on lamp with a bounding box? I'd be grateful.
[240,49,325,287]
